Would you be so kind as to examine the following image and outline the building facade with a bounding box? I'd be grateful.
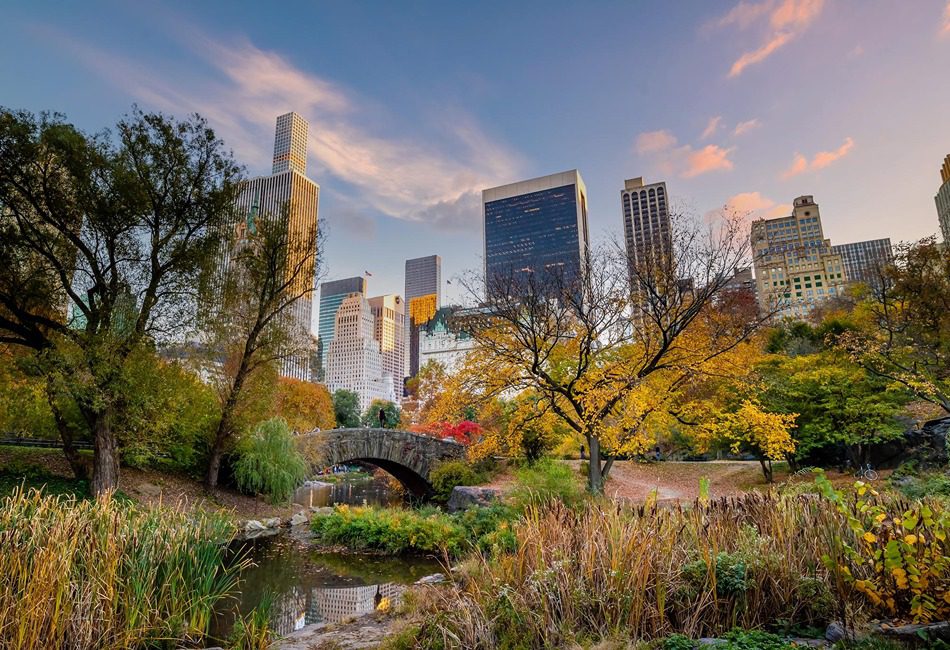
[316,276,366,381]
[228,112,320,381]
[831,238,893,291]
[621,177,672,286]
[936,154,950,243]
[751,195,847,320]
[404,255,441,379]
[418,307,477,375]
[324,294,392,412]
[482,170,589,294]
[368,294,406,398]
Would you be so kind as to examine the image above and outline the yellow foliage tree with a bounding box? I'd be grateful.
[461,214,763,493]
[275,378,335,432]
[695,399,797,482]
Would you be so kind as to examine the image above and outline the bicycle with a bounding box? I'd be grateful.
[854,463,878,481]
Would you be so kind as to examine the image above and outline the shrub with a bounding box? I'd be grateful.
[0,488,243,650]
[311,502,519,558]
[509,458,584,509]
[429,459,484,502]
[233,418,308,504]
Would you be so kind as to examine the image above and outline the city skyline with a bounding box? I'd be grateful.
[3,2,950,315]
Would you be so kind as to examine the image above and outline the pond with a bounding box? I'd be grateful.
[212,473,440,640]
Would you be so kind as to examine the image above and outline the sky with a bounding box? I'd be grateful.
[3,0,950,333]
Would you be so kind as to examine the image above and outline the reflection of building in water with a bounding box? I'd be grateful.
[307,583,403,624]
[270,586,308,636]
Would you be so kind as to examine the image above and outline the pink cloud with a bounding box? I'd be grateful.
[636,129,678,154]
[701,116,723,140]
[724,191,790,217]
[684,145,736,178]
[715,0,825,77]
[733,118,762,135]
[782,137,854,178]
[942,2,950,36]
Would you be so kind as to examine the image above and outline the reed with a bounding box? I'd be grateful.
[397,493,870,648]
[0,487,246,650]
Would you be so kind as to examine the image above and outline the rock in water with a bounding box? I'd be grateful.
[825,621,847,643]
[289,511,309,527]
[447,486,499,513]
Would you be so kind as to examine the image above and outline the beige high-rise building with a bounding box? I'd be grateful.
[751,195,847,319]
[230,112,319,381]
[621,177,671,287]
[368,294,405,399]
[325,294,392,412]
[935,154,950,243]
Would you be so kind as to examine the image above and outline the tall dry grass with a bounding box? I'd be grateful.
[401,493,855,649]
[0,487,246,650]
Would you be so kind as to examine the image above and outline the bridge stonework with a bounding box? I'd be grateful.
[315,428,465,497]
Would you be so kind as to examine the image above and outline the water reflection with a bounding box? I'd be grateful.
[213,518,442,639]
[292,474,402,508]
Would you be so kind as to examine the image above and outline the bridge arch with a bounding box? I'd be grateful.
[305,428,465,498]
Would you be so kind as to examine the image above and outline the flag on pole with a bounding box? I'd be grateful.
[365,270,373,276]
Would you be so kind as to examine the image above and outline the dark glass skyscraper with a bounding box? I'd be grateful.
[482,170,589,294]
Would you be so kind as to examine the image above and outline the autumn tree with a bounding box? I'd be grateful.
[462,213,764,493]
[841,238,950,414]
[203,203,323,489]
[696,399,796,482]
[275,378,335,432]
[0,107,239,496]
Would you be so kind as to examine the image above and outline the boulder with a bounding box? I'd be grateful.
[446,486,499,513]
[289,511,309,527]
[415,573,446,585]
[262,517,281,528]
[825,621,849,643]
[244,519,267,532]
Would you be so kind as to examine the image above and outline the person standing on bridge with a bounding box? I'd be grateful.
[378,407,386,428]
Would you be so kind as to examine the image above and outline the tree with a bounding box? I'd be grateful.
[462,213,763,493]
[332,389,361,428]
[275,378,335,432]
[757,352,909,467]
[697,399,797,482]
[203,204,323,489]
[362,399,400,428]
[841,239,950,414]
[0,107,240,496]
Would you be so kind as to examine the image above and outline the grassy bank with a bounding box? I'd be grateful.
[0,487,247,650]
[387,484,950,648]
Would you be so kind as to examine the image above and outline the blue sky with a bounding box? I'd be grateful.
[3,1,950,330]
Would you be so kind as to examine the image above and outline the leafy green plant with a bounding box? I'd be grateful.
[229,593,274,650]
[509,458,584,509]
[429,459,485,502]
[233,418,308,504]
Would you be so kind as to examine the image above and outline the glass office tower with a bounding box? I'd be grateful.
[482,170,589,295]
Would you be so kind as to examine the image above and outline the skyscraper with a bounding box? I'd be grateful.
[229,112,319,381]
[368,294,405,397]
[482,170,589,294]
[325,294,391,412]
[404,255,441,378]
[751,195,847,320]
[935,154,950,243]
[831,238,893,290]
[621,177,671,285]
[316,276,366,381]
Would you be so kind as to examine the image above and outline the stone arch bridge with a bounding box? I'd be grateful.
[301,428,465,498]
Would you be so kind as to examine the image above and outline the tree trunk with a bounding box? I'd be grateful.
[45,383,88,480]
[586,435,604,494]
[205,419,229,489]
[758,457,773,483]
[90,406,119,498]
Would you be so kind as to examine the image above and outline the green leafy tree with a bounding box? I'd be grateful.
[202,204,323,489]
[758,351,910,466]
[332,389,361,428]
[0,107,240,496]
[233,417,307,504]
[362,399,400,428]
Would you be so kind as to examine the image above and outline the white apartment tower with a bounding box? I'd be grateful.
[272,112,309,175]
[325,294,392,412]
[751,195,847,319]
[368,294,406,398]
